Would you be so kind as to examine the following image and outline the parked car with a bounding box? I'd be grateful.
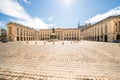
[112,40,120,43]
[2,37,8,43]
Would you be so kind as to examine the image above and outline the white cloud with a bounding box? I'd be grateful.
[48,16,54,21]
[22,0,30,4]
[47,24,56,27]
[85,6,120,24]
[47,24,64,29]
[11,18,48,29]
[0,0,48,29]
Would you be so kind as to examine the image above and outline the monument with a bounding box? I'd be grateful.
[50,28,56,39]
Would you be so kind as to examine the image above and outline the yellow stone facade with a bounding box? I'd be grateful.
[82,15,120,42]
[7,22,80,41]
[39,28,80,40]
[7,22,39,41]
[7,15,120,42]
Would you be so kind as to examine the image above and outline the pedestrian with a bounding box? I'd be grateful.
[76,41,78,43]
[53,42,55,45]
[62,42,64,45]
[44,42,46,45]
[35,42,37,44]
[26,41,29,44]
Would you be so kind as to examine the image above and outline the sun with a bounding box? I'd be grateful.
[63,0,72,7]
[59,0,75,8]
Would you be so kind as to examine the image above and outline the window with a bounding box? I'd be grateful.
[24,30,25,36]
[105,26,107,33]
[9,27,12,34]
[17,28,19,35]
[21,29,22,36]
[118,21,120,32]
[101,26,103,34]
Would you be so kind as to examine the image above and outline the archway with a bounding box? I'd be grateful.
[116,34,120,40]
[104,35,108,42]
[101,36,103,41]
[97,36,99,41]
[17,37,19,41]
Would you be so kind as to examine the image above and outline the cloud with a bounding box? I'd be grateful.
[85,6,120,24]
[11,18,48,29]
[47,24,64,29]
[48,16,54,21]
[0,0,48,29]
[47,24,56,27]
[22,0,30,4]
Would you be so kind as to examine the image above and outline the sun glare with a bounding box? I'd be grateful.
[59,0,75,9]
[64,0,72,7]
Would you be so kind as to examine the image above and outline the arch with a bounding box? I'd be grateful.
[104,35,108,42]
[17,37,19,41]
[116,34,120,40]
[97,36,99,41]
[101,35,103,41]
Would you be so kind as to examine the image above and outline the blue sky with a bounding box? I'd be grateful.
[0,0,120,29]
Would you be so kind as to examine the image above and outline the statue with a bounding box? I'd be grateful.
[50,28,56,39]
[52,28,55,33]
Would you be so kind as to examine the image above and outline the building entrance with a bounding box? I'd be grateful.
[117,34,120,40]
[104,35,108,42]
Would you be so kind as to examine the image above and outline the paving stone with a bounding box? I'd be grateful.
[0,41,120,80]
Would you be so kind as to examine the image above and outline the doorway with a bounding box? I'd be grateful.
[116,34,120,40]
[104,35,108,42]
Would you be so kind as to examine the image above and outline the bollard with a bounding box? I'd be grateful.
[26,41,29,44]
[74,41,75,43]
[35,42,37,44]
[76,41,78,43]
[71,41,72,44]
[53,42,55,45]
[62,42,64,45]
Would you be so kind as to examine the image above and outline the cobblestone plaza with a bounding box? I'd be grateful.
[0,41,120,80]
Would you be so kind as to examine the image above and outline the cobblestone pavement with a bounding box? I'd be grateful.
[0,41,120,80]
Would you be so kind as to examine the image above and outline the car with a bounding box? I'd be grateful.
[2,38,8,43]
[112,40,120,43]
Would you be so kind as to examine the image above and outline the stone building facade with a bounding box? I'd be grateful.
[39,28,80,40]
[7,22,39,41]
[7,22,80,41]
[82,15,120,42]
[7,15,120,42]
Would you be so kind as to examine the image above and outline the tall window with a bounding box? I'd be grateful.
[118,21,120,32]
[21,29,22,36]
[26,31,28,36]
[105,26,107,33]
[24,30,25,36]
[98,27,99,35]
[101,26,103,34]
[9,27,12,34]
[17,28,19,35]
